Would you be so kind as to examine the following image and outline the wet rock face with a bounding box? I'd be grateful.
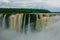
[25,14,40,25]
[22,14,40,33]
[21,14,36,33]
[0,16,3,27]
[25,14,36,25]
[5,14,11,28]
[25,22,36,32]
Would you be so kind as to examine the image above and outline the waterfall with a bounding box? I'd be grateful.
[36,14,41,31]
[14,14,23,32]
[9,14,46,33]
[0,14,3,28]
[9,15,16,30]
[2,14,7,29]
[23,14,26,33]
[27,14,31,34]
[9,14,23,32]
[18,14,23,32]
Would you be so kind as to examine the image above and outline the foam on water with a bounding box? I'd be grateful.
[13,16,60,40]
[1,15,60,40]
[12,20,60,40]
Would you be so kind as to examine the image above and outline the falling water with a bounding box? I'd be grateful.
[9,15,16,30]
[23,14,26,33]
[0,14,3,27]
[1,13,60,40]
[36,14,40,31]
[2,14,7,29]
[18,14,23,32]
[27,14,31,34]
[9,14,24,32]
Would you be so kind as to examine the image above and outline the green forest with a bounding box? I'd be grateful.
[0,8,51,13]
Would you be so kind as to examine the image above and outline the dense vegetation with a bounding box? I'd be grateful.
[0,8,51,14]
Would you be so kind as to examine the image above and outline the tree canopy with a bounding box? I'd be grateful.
[0,8,51,14]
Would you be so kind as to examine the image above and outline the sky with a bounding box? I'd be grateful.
[0,0,60,12]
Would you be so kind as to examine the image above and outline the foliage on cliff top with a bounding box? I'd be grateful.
[0,8,51,14]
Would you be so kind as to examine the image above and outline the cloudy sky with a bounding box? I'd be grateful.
[0,0,60,12]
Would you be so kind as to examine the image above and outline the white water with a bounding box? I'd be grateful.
[1,15,60,40]
[23,14,26,33]
[11,20,60,40]
[27,14,31,34]
[13,16,60,40]
[2,14,7,29]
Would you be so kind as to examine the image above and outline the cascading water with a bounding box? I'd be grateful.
[18,14,23,32]
[9,15,16,30]
[2,14,7,29]
[9,14,23,32]
[1,13,44,33]
[23,14,26,33]
[36,14,40,31]
[27,14,31,34]
[1,13,60,40]
[0,14,3,27]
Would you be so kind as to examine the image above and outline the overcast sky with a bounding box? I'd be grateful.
[0,0,60,12]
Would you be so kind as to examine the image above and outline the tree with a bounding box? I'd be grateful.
[0,8,51,13]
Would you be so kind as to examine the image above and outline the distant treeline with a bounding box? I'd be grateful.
[0,8,51,14]
[52,12,60,13]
